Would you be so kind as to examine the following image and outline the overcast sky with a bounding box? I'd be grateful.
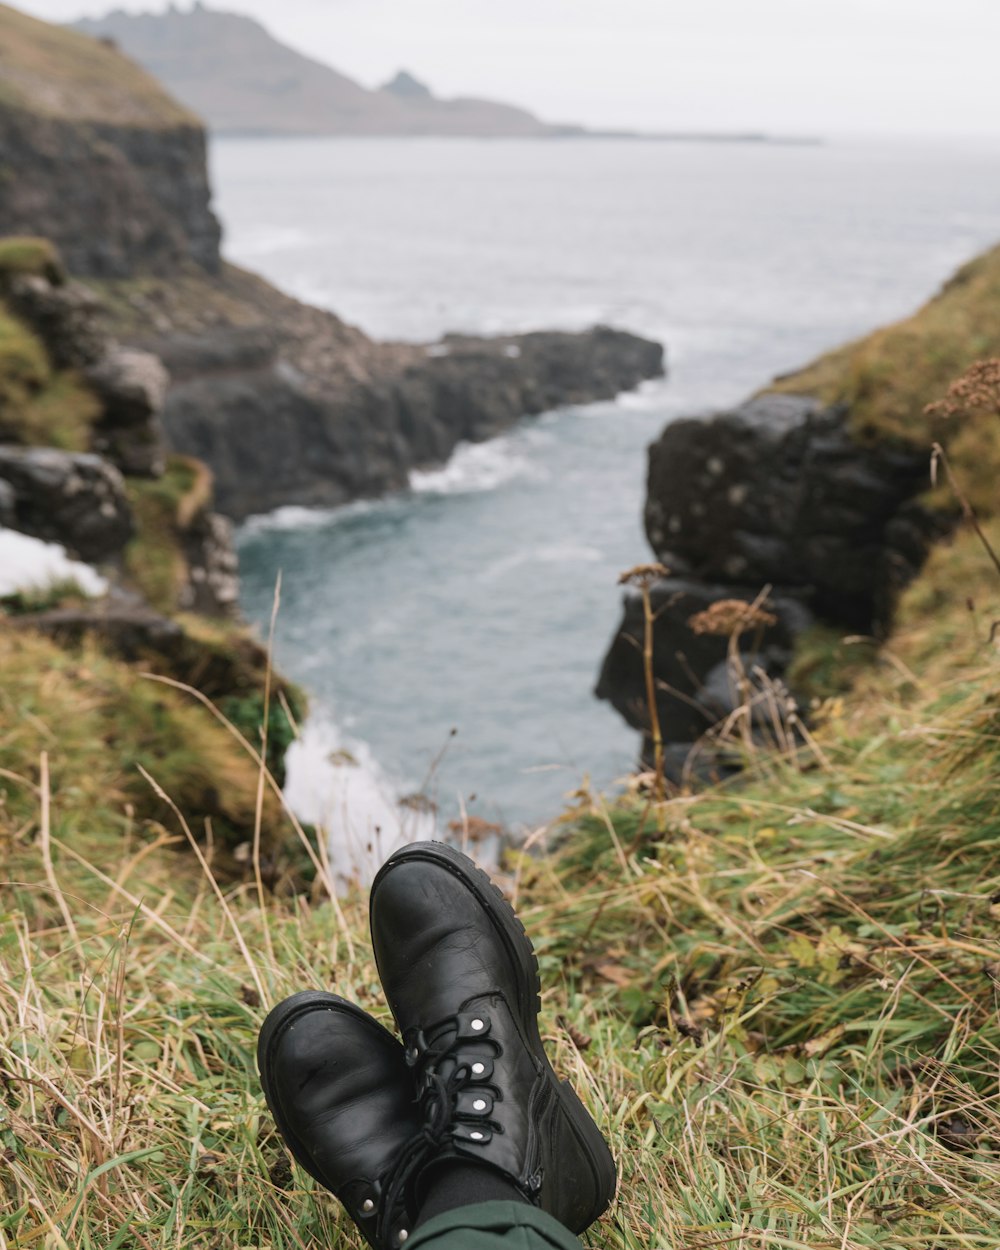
[15,0,1000,137]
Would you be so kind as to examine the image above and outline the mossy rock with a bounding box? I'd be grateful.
[767,242,1000,515]
[0,236,65,285]
[0,297,100,448]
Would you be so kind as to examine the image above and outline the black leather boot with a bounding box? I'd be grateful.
[257,990,423,1250]
[369,841,616,1240]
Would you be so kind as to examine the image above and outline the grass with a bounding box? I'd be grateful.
[0,299,100,449]
[2,515,999,1249]
[124,457,214,614]
[0,3,197,127]
[768,243,1000,513]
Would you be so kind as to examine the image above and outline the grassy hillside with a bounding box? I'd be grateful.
[0,2,196,126]
[769,244,1000,513]
[2,510,998,1247]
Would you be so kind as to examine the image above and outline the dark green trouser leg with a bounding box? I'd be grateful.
[408,1201,586,1250]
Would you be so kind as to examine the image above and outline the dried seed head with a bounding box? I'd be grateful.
[925,358,1000,422]
[618,562,669,587]
[687,598,778,637]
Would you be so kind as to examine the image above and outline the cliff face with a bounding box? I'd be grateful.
[95,263,663,520]
[0,5,220,276]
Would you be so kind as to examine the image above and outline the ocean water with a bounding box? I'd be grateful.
[210,136,1000,873]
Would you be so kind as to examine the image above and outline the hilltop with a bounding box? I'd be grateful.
[72,3,581,138]
[0,0,194,126]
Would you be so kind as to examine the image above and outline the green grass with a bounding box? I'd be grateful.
[0,298,100,449]
[0,3,197,127]
[124,456,211,613]
[0,236,64,283]
[2,519,999,1248]
[768,243,1000,513]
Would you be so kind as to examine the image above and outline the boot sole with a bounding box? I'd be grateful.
[372,841,617,1232]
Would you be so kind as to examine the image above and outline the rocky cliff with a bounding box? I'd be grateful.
[0,5,220,277]
[0,237,305,861]
[108,272,664,518]
[2,3,662,518]
[598,243,1000,776]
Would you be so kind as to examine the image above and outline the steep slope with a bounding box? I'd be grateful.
[73,4,573,137]
[0,3,220,276]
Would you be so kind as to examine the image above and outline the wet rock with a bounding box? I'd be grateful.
[0,446,133,561]
[596,575,813,743]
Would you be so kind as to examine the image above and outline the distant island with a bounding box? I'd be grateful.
[72,3,788,142]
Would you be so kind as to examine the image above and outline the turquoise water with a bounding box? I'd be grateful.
[211,136,1000,858]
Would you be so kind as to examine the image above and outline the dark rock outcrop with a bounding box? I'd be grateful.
[644,396,938,631]
[0,446,133,561]
[2,272,106,368]
[86,346,169,477]
[152,322,665,519]
[597,577,813,745]
[598,394,946,776]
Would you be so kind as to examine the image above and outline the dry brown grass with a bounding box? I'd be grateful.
[0,3,196,127]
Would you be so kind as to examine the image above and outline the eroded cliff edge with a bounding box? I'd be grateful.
[98,271,664,519]
[597,243,1000,777]
[0,5,663,523]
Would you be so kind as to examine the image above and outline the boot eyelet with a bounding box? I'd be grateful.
[471,1062,485,1075]
[473,1098,487,1111]
[470,1019,485,1032]
[470,1131,485,1141]
[398,1230,409,1244]
[361,1198,375,1214]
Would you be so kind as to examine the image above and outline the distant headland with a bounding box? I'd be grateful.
[72,3,814,143]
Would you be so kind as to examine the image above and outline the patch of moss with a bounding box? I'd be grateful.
[0,299,99,448]
[768,243,1000,513]
[0,236,64,284]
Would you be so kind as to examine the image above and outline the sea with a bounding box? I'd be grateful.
[208,135,1000,879]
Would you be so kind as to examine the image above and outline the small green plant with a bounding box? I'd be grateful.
[0,577,89,616]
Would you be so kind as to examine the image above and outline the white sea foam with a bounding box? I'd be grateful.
[239,498,377,537]
[283,716,436,890]
[478,543,603,583]
[610,376,671,412]
[0,528,107,598]
[409,438,544,496]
